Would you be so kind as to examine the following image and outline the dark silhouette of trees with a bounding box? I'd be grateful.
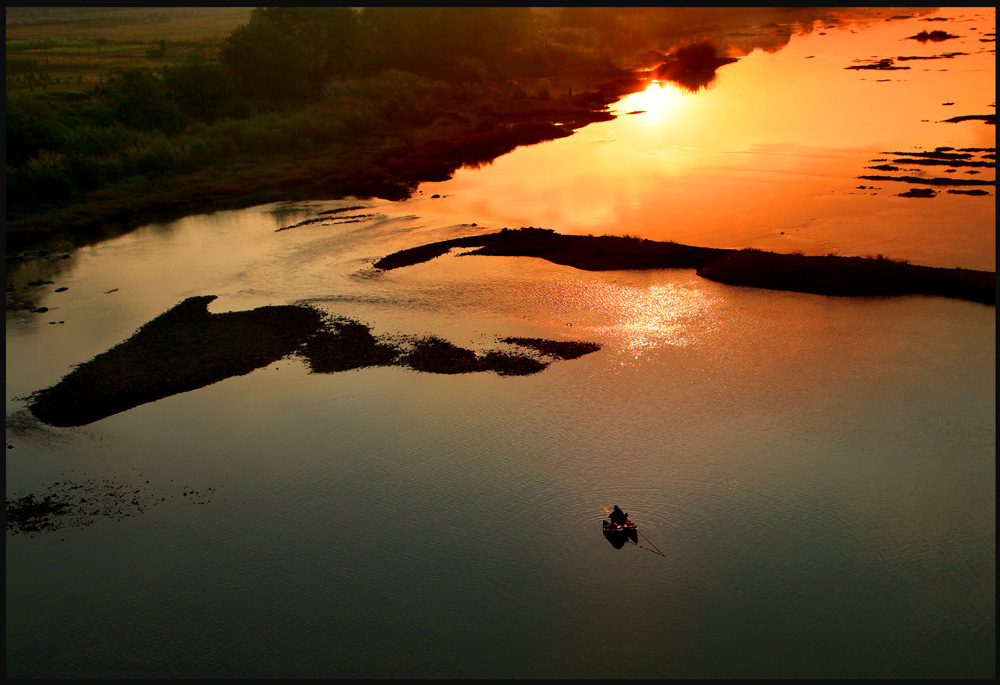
[360,7,531,79]
[220,7,533,99]
[220,7,361,101]
[220,11,314,101]
[102,68,182,132]
[6,97,69,166]
[164,55,246,122]
[656,40,738,92]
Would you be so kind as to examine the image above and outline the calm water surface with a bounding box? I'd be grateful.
[5,8,995,679]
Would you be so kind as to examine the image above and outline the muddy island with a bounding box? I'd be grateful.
[27,295,601,427]
[373,227,995,305]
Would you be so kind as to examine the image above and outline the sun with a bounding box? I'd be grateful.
[620,81,689,124]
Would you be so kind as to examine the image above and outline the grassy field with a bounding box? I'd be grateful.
[5,7,251,92]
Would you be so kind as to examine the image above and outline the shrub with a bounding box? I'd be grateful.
[103,67,182,133]
[21,151,75,202]
[5,97,71,166]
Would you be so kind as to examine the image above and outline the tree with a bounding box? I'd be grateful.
[220,7,361,102]
[359,7,532,79]
[254,7,362,78]
[164,55,245,122]
[5,97,70,166]
[103,68,181,132]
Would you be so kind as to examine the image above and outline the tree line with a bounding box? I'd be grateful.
[5,7,627,212]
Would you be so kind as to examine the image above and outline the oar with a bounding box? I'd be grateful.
[636,529,666,557]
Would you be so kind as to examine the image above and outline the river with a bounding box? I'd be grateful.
[5,7,995,678]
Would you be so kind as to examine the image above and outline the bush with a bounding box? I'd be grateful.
[163,55,245,123]
[103,68,183,133]
[6,56,39,73]
[20,151,75,202]
[62,123,138,156]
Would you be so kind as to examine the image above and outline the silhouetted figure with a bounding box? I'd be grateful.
[603,507,638,549]
[609,505,629,527]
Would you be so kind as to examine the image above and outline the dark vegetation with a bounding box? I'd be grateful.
[6,7,862,258]
[861,147,996,195]
[845,58,910,70]
[3,7,645,256]
[654,40,738,92]
[859,147,995,191]
[858,174,994,186]
[897,188,938,198]
[6,8,616,253]
[695,250,994,303]
[374,227,996,305]
[26,295,601,427]
[941,114,996,124]
[896,52,967,60]
[6,475,218,536]
[906,30,960,42]
[497,337,602,360]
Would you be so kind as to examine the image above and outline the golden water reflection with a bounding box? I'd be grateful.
[394,6,995,271]
[548,276,723,356]
[630,81,692,124]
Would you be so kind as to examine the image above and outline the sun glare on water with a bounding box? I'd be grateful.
[619,81,690,124]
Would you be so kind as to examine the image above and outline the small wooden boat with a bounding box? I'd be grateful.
[603,519,637,533]
[602,519,638,548]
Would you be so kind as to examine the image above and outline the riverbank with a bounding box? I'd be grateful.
[374,227,996,305]
[5,71,643,262]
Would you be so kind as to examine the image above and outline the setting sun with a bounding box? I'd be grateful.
[622,80,690,123]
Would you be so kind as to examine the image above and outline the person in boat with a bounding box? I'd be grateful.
[608,505,630,527]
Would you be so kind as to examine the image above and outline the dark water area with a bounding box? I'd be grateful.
[5,7,995,679]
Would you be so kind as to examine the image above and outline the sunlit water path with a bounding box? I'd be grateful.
[6,8,995,679]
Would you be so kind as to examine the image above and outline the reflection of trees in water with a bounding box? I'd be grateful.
[655,40,737,92]
[637,7,942,91]
[625,6,940,70]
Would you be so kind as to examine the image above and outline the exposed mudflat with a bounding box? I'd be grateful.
[26,295,601,427]
[859,146,996,194]
[374,227,995,305]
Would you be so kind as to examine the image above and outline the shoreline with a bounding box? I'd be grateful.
[4,72,644,263]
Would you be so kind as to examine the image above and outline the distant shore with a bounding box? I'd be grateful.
[374,227,996,305]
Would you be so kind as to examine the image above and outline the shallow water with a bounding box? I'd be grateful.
[5,7,996,679]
